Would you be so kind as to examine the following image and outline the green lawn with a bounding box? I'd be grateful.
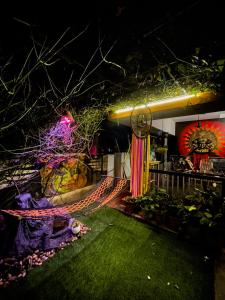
[0,207,214,300]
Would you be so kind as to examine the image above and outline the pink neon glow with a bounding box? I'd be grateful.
[37,112,81,166]
[60,116,74,124]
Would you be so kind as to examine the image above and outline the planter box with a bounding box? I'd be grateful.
[122,201,137,214]
[165,215,180,232]
[154,213,164,225]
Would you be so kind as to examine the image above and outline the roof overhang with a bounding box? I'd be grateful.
[108,91,224,127]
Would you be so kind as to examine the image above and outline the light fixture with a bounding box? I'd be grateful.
[115,94,195,114]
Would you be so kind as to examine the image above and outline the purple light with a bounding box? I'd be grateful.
[37,112,80,166]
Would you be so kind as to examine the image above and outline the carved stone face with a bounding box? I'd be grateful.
[206,139,214,151]
[191,137,215,153]
[189,130,217,154]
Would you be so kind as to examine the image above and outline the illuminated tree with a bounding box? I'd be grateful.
[0,21,121,189]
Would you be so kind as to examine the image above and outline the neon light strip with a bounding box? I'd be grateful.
[115,94,195,114]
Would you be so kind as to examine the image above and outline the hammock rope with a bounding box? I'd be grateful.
[0,177,128,218]
[90,178,128,213]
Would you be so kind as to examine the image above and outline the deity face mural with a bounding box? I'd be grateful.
[178,120,225,157]
[190,130,217,153]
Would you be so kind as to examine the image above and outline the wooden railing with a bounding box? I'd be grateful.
[149,169,225,198]
[87,158,104,183]
[0,164,38,190]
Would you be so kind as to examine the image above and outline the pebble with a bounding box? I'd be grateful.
[0,222,90,287]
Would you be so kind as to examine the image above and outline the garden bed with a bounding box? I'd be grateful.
[119,187,225,252]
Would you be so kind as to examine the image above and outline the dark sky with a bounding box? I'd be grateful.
[0,1,224,138]
[0,0,224,94]
[1,0,224,57]
[0,0,224,153]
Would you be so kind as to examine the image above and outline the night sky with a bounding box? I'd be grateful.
[0,0,224,152]
[1,1,224,59]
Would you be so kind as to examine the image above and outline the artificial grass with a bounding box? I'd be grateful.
[0,207,214,300]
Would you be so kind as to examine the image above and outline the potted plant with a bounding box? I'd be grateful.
[166,200,181,232]
[178,203,202,240]
[178,187,225,247]
[122,196,140,214]
[134,187,170,225]
[155,146,168,154]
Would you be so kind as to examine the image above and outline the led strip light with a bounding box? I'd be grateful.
[115,94,195,114]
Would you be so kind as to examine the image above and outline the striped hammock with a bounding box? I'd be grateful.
[0,177,128,218]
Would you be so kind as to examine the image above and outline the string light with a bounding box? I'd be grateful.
[115,94,195,114]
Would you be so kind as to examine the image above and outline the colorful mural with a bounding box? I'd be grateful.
[40,156,88,196]
[178,120,225,158]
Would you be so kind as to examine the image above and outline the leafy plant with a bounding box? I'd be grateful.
[133,187,170,220]
[178,188,225,230]
[155,146,168,154]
